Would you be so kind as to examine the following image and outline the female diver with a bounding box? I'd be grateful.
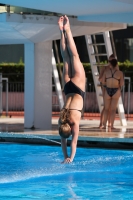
[58,15,86,163]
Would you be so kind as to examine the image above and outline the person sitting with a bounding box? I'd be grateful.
[58,15,86,163]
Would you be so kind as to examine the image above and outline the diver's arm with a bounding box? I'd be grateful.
[69,122,79,162]
[61,137,68,160]
[61,123,79,163]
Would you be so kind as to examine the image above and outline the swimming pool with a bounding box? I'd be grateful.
[0,143,133,199]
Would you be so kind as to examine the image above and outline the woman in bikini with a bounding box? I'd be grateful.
[98,54,116,128]
[98,54,120,128]
[101,58,124,130]
[58,15,86,163]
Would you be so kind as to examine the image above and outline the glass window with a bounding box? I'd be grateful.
[125,38,133,62]
[115,38,133,62]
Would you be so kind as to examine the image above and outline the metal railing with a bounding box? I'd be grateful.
[122,77,131,119]
[0,73,2,115]
[0,73,8,116]
[2,82,24,114]
[1,81,133,118]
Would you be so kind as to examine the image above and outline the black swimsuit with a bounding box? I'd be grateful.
[105,69,120,97]
[106,87,119,97]
[64,80,85,99]
[64,80,85,113]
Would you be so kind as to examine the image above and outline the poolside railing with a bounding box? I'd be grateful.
[1,81,133,118]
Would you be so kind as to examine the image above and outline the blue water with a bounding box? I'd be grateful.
[0,143,133,200]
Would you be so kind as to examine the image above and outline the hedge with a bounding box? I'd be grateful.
[0,60,24,82]
[57,60,133,82]
[0,60,133,82]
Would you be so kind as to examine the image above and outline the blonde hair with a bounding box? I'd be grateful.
[58,108,71,138]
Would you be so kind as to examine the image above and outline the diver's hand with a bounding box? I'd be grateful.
[61,157,72,164]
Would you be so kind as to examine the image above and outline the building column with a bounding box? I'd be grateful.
[24,41,52,129]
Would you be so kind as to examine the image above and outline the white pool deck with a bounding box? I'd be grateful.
[0,117,133,148]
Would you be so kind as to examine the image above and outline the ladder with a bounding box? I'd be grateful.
[52,49,64,111]
[85,31,127,126]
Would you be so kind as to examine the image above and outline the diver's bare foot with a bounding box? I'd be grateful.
[64,15,70,31]
[58,16,64,31]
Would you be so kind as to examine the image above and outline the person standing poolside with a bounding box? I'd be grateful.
[58,15,86,163]
[101,58,124,130]
[98,54,119,128]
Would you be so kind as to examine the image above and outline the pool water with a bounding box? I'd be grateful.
[0,143,133,199]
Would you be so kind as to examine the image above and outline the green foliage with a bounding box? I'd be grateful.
[57,61,133,82]
[0,60,133,82]
[0,61,24,82]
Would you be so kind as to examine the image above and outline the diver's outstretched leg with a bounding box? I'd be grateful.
[58,16,72,85]
[63,15,85,91]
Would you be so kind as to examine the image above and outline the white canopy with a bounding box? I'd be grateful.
[0,0,133,23]
[0,13,126,44]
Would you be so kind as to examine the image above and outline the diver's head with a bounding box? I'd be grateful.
[58,108,72,138]
[59,122,72,138]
